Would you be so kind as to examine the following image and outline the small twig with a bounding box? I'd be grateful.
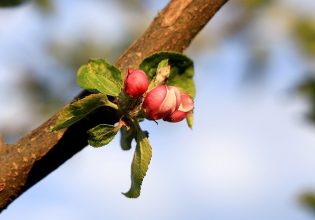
[0,0,229,211]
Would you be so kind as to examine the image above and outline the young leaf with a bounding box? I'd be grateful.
[148,59,171,90]
[123,129,152,198]
[120,126,135,151]
[88,124,119,147]
[139,51,195,97]
[51,93,116,131]
[77,59,123,96]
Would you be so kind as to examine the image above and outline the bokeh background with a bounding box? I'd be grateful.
[1,0,315,219]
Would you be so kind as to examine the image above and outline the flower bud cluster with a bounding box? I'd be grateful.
[123,68,194,123]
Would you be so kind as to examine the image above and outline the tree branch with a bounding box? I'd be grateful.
[0,0,228,211]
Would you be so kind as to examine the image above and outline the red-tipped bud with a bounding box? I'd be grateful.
[142,85,181,120]
[124,69,149,98]
[163,93,194,122]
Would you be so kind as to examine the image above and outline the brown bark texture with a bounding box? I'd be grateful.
[0,0,228,212]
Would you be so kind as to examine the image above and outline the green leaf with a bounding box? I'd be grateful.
[123,128,152,198]
[139,51,195,97]
[88,124,119,147]
[120,126,135,151]
[77,59,123,96]
[51,93,116,131]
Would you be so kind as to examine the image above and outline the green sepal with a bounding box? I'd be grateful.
[123,122,152,198]
[139,51,195,97]
[88,124,119,147]
[77,58,123,96]
[186,111,193,129]
[50,93,116,131]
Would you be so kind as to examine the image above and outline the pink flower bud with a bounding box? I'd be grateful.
[163,93,194,122]
[124,69,149,98]
[142,85,181,120]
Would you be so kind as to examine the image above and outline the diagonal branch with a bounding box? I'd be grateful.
[0,0,228,211]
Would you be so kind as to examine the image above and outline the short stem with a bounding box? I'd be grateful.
[127,116,143,135]
[114,119,125,132]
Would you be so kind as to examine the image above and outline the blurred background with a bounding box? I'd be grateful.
[1,0,315,219]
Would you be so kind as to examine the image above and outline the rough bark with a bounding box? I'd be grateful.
[0,0,228,211]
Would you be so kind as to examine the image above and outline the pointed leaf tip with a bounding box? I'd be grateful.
[186,112,194,129]
[123,128,152,198]
[51,93,112,131]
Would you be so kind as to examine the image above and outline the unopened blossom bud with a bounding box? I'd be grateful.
[142,85,181,120]
[124,69,149,98]
[163,93,194,122]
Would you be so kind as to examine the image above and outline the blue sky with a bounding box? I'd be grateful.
[1,1,315,219]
